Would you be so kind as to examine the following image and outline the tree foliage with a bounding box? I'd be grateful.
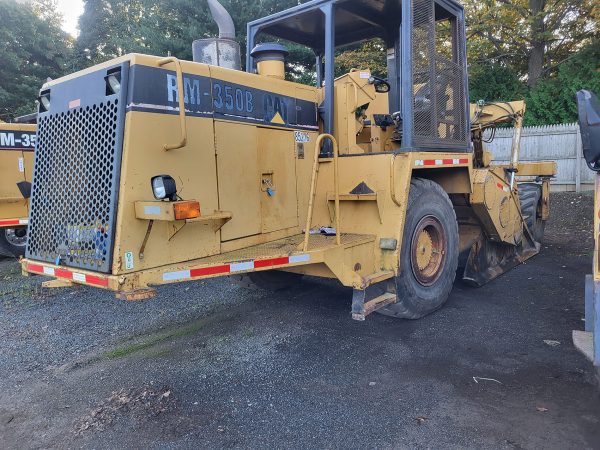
[0,0,598,126]
[0,0,72,120]
[468,63,526,103]
[74,0,305,68]
[464,0,598,87]
[525,40,600,125]
[336,40,387,78]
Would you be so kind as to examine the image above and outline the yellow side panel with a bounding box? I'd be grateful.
[215,121,261,241]
[0,150,25,197]
[257,128,298,233]
[113,112,220,274]
[0,150,28,219]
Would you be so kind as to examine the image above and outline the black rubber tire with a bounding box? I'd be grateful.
[378,178,459,319]
[518,183,545,243]
[246,270,303,291]
[0,227,27,258]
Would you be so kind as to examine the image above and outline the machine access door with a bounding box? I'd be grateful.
[215,122,298,241]
[257,127,298,234]
[215,121,262,241]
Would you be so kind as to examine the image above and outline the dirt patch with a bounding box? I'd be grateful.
[75,386,176,435]
[546,191,594,254]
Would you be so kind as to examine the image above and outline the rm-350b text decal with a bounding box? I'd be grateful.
[0,130,36,151]
[126,65,318,130]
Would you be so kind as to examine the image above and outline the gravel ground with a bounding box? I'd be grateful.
[0,191,599,449]
[0,264,266,384]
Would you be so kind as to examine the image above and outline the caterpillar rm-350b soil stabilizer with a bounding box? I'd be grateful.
[0,118,35,257]
[22,0,556,319]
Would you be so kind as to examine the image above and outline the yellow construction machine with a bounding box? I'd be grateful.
[22,0,556,320]
[0,116,35,257]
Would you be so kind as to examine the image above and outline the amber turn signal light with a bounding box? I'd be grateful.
[173,201,201,220]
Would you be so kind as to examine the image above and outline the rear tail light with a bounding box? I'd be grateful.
[173,201,200,220]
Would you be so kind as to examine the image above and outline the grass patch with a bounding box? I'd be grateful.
[104,341,157,359]
[101,315,215,360]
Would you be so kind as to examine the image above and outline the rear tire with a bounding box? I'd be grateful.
[378,178,459,319]
[0,226,27,258]
[518,183,545,243]
[246,270,303,291]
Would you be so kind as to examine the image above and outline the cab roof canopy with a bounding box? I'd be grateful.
[247,0,462,52]
[251,0,398,51]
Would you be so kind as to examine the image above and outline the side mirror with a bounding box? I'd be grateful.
[368,76,390,94]
[576,90,600,171]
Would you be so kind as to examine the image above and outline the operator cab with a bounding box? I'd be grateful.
[247,0,469,154]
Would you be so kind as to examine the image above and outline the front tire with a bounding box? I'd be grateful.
[378,178,459,319]
[0,226,28,258]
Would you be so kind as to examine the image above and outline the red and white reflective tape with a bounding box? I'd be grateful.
[0,218,28,227]
[496,182,510,192]
[414,158,469,167]
[163,253,311,282]
[26,263,109,287]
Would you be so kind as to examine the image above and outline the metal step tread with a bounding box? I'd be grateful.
[352,291,397,321]
[362,270,395,287]
[195,233,375,265]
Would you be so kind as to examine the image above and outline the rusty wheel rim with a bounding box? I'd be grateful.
[5,228,27,247]
[410,215,446,286]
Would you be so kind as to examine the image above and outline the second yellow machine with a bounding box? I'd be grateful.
[0,119,35,257]
[22,0,555,320]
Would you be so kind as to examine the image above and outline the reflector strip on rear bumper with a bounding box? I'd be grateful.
[26,263,109,287]
[0,218,28,226]
[162,254,311,282]
[414,158,469,167]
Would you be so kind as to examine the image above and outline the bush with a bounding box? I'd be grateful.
[525,40,600,125]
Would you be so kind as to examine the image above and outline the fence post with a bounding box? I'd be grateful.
[576,125,583,193]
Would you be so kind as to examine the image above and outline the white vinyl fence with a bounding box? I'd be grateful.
[486,123,590,192]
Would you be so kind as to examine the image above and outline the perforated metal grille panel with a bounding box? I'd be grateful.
[411,0,467,149]
[27,99,123,273]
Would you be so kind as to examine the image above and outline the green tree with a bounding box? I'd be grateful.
[525,40,600,125]
[75,0,305,69]
[0,0,72,120]
[468,63,526,103]
[70,0,599,127]
[335,39,387,78]
[464,0,598,87]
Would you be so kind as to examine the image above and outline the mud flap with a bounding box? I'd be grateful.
[462,228,540,287]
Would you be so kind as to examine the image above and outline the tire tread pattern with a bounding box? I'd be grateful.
[378,178,459,319]
[518,183,544,243]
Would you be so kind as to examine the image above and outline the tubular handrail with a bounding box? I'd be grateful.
[158,57,187,151]
[508,112,523,189]
[303,133,340,252]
